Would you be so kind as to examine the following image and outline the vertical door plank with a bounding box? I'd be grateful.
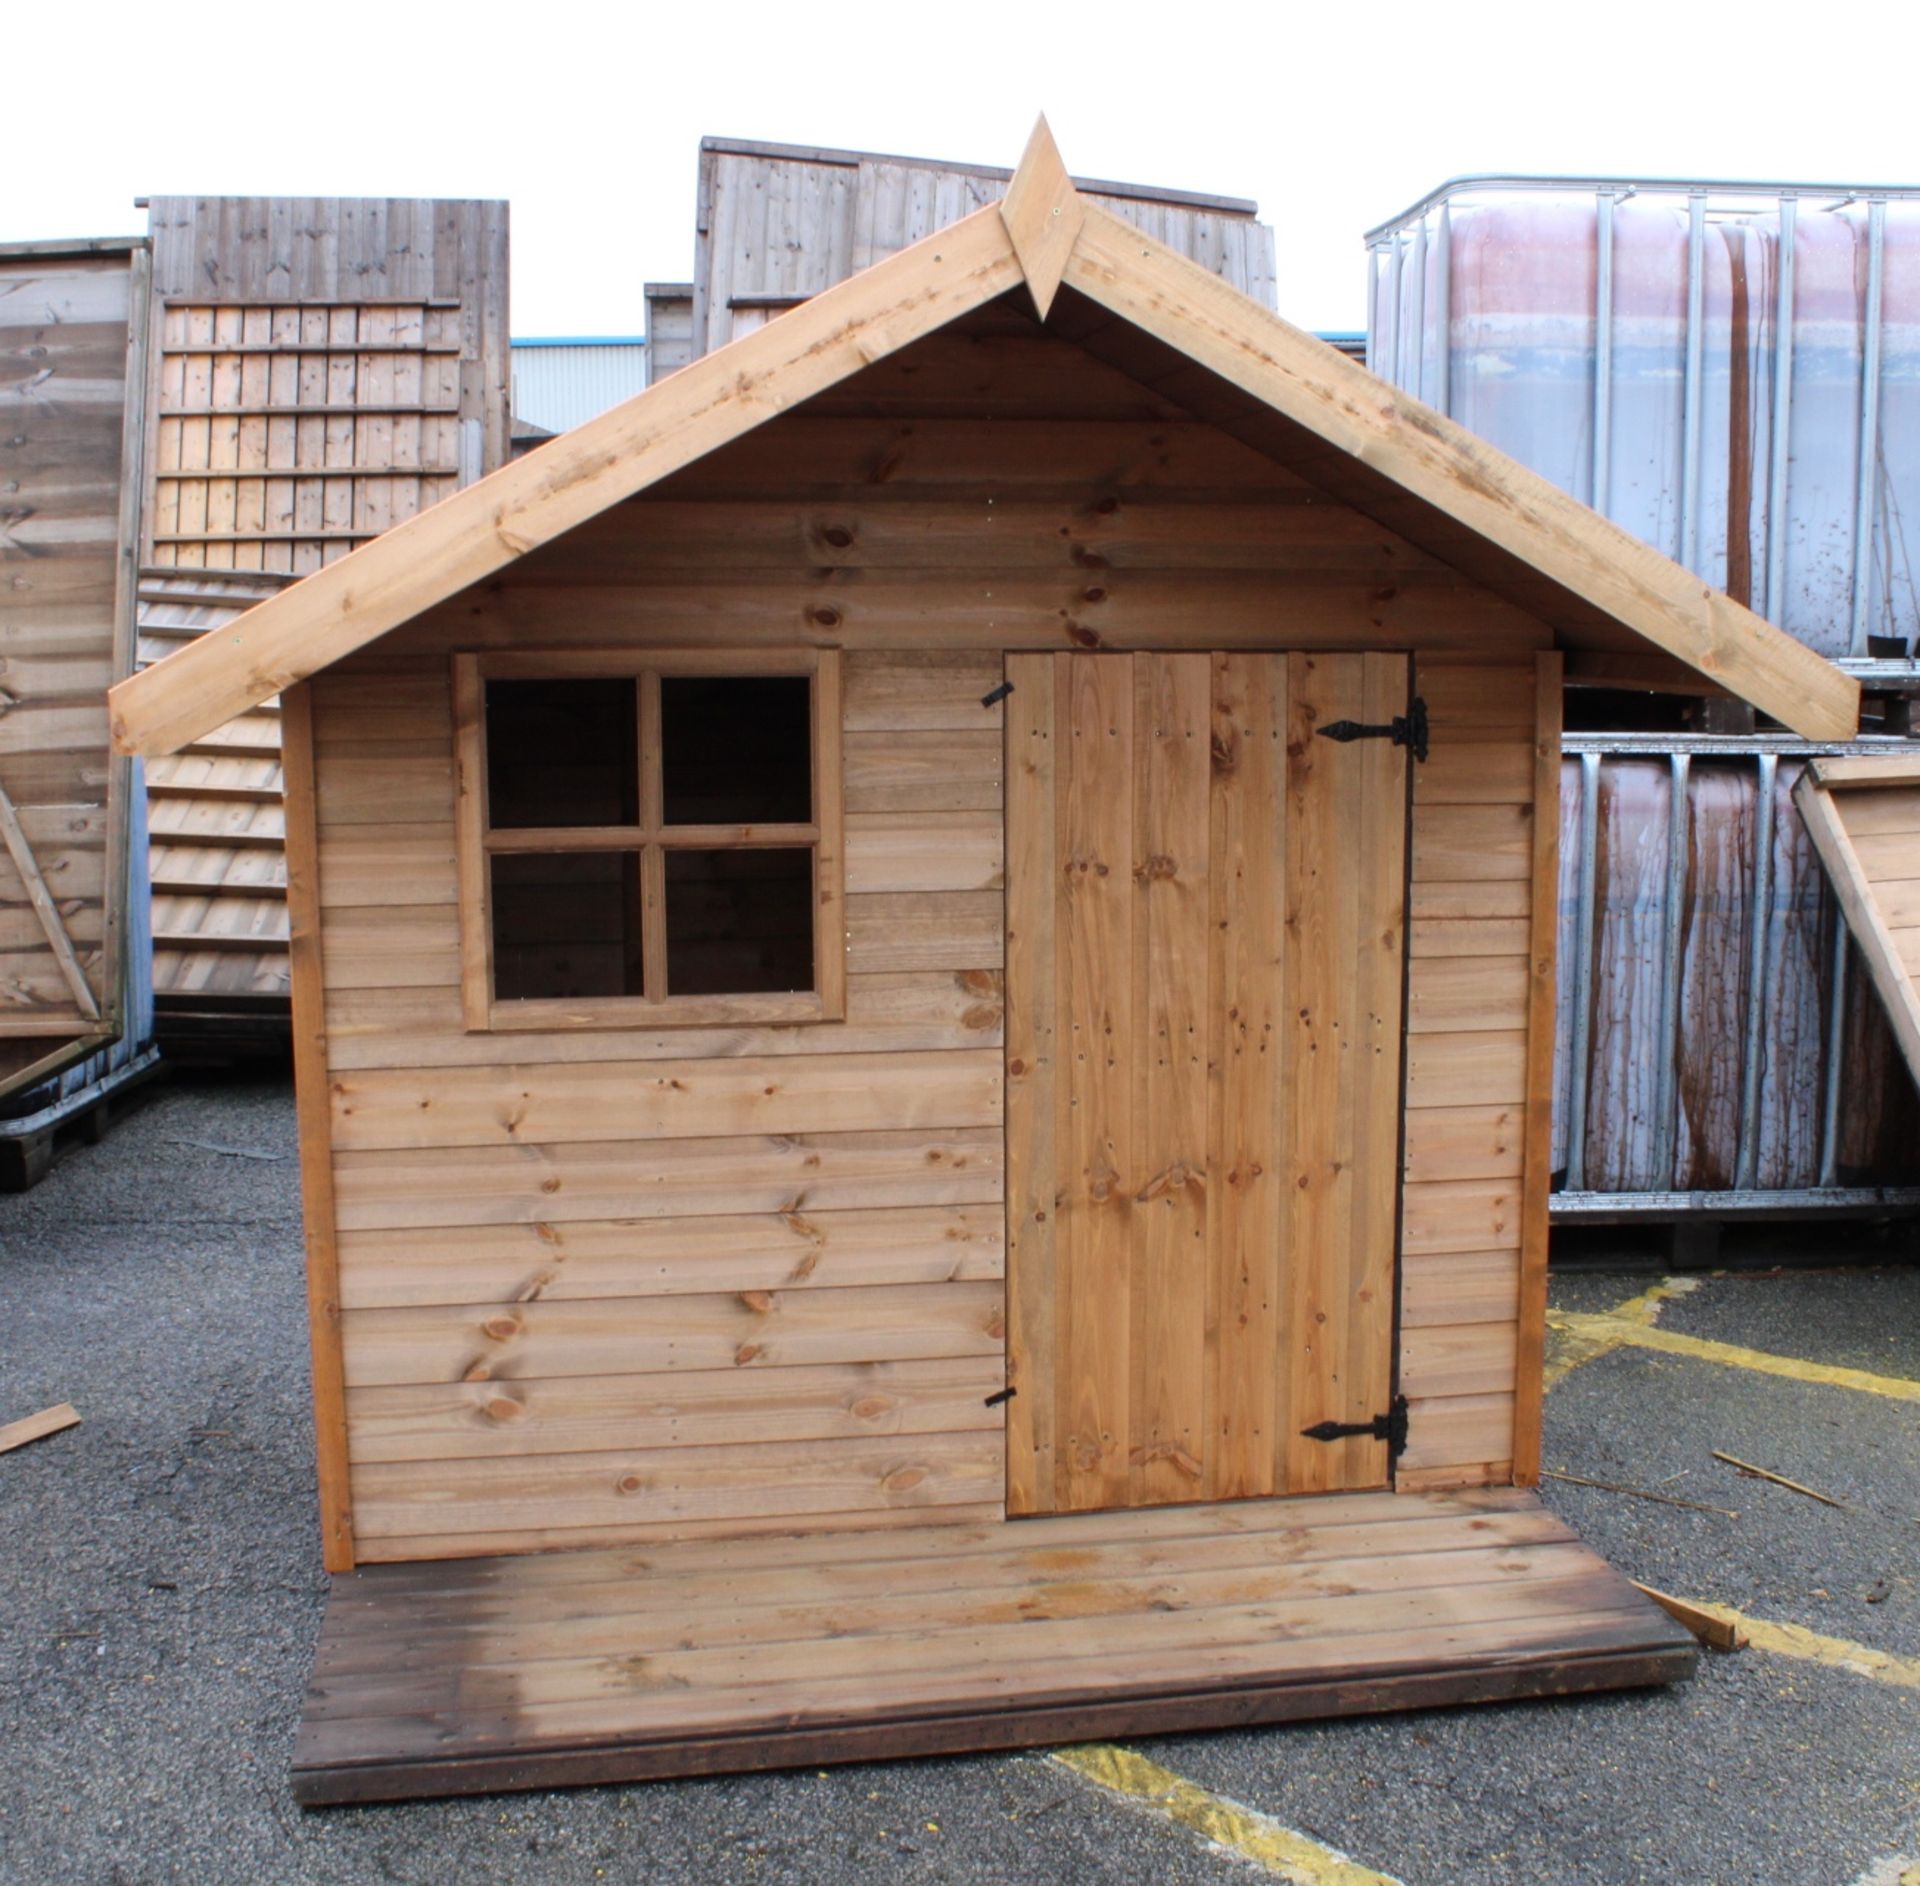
[1280,652,1362,1493]
[1003,654,1057,1515]
[1280,653,1408,1494]
[1204,652,1287,1499]
[1059,653,1134,1510]
[1129,654,1211,1504]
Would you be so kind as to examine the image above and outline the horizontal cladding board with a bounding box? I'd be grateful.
[1411,804,1533,881]
[843,650,1007,729]
[845,811,1003,892]
[846,892,1004,972]
[1402,1177,1521,1256]
[335,1202,1006,1310]
[346,1356,1006,1463]
[331,1127,1005,1232]
[325,971,1004,1070]
[845,730,1003,812]
[656,418,1316,496]
[1408,917,1530,958]
[1399,1321,1520,1401]
[1407,955,1531,1034]
[1399,1249,1522,1329]
[1415,741,1536,805]
[339,1279,1006,1388]
[329,1048,1004,1152]
[1398,1393,1516,1476]
[319,895,1001,990]
[549,497,1442,576]
[348,1429,1004,1541]
[1404,1030,1527,1110]
[402,580,1551,658]
[1402,1105,1524,1184]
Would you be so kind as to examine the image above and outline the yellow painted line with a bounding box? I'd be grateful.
[1050,1745,1405,1886]
[1550,1313,1920,1404]
[1679,1599,1920,1690]
[1543,1275,1699,1389]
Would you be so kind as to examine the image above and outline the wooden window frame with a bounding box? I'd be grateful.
[453,647,844,1033]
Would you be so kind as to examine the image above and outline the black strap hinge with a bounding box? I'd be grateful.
[1301,1395,1409,1460]
[1315,696,1428,763]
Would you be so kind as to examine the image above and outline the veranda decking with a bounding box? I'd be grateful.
[294,1487,1695,1804]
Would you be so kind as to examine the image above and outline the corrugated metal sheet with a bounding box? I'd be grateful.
[510,340,649,435]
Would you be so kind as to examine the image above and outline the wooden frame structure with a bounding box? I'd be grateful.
[113,121,1856,1804]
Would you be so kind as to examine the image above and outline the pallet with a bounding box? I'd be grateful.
[0,1047,166,1192]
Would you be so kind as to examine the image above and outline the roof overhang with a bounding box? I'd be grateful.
[109,119,1860,757]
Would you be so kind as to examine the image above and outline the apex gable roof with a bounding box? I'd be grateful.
[109,120,1859,755]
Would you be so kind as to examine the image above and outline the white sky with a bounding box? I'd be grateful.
[8,0,1917,339]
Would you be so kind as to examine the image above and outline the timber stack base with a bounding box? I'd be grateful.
[294,1488,1693,1805]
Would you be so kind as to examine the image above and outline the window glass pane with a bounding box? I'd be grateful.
[660,675,812,826]
[486,678,638,828]
[665,848,814,996]
[492,852,644,1000]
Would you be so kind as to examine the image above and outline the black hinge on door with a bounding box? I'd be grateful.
[1301,1395,1409,1461]
[1315,696,1429,763]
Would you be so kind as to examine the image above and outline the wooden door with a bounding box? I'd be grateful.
[1004,651,1410,1515]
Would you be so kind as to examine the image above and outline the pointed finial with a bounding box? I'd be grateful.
[999,114,1085,320]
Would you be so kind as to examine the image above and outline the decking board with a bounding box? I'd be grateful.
[293,1488,1693,1804]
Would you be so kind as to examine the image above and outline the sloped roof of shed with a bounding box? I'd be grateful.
[109,121,1859,756]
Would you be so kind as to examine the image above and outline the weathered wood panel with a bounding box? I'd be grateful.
[693,137,1277,360]
[143,198,510,575]
[0,245,141,1074]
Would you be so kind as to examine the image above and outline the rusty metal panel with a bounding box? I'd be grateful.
[1554,742,1920,1205]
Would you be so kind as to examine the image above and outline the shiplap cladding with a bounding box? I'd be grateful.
[692,139,1278,355]
[0,243,143,1094]
[302,301,1556,1562]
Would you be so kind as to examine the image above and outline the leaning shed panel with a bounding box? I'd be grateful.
[693,138,1278,356]
[295,296,1559,1565]
[0,241,146,1097]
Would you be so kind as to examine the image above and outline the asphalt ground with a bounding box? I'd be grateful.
[1,1072,1916,1886]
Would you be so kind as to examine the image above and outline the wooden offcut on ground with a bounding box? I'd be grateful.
[293,1487,1695,1804]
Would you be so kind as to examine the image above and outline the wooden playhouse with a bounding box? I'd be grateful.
[109,124,1860,1804]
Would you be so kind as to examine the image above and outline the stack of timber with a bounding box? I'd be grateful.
[0,238,157,1181]
[131,198,511,1047]
[136,569,292,1040]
